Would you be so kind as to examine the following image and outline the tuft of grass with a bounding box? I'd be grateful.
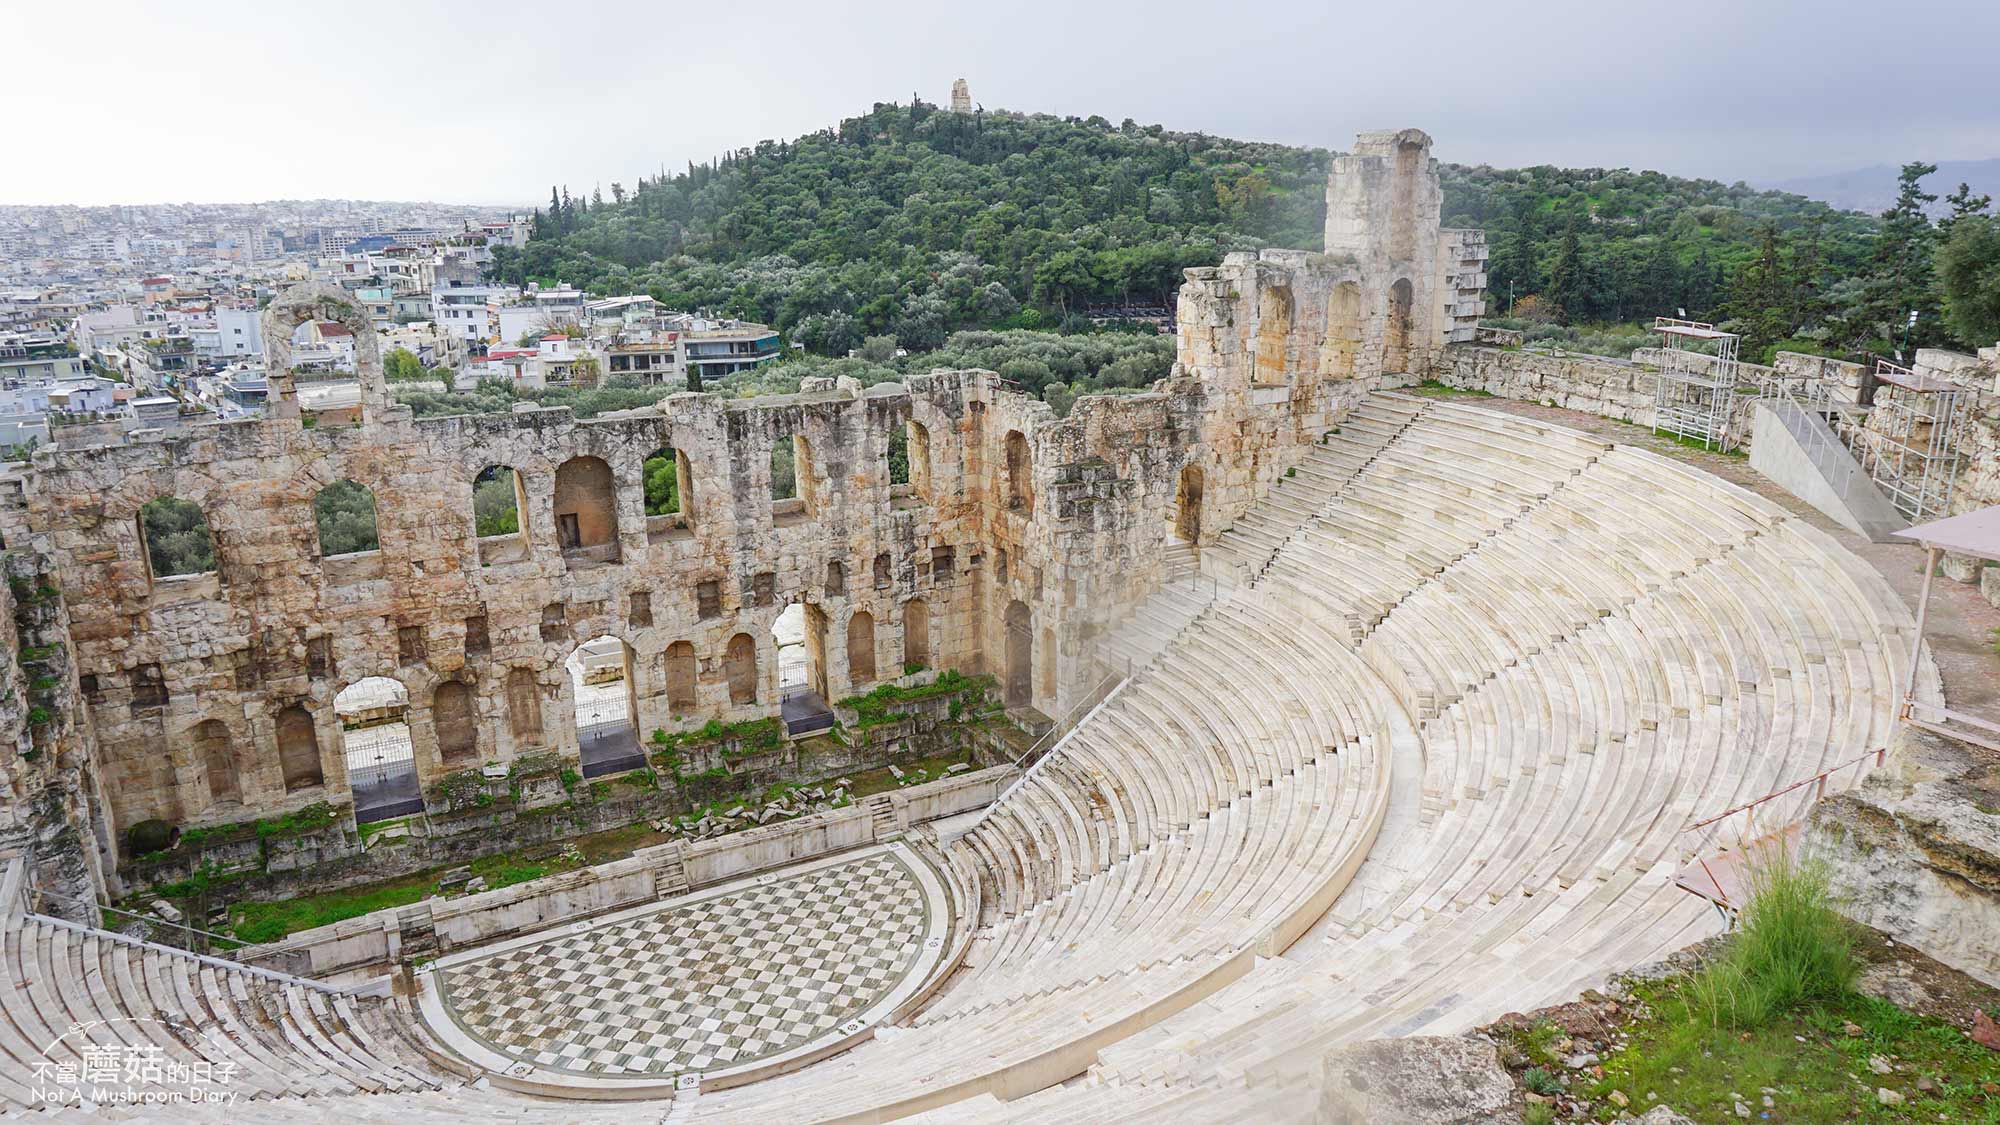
[1687,848,1856,1029]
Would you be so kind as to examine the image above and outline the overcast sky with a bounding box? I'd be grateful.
[14,0,1998,207]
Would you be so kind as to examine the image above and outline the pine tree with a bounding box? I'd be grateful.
[1544,215,1587,323]
[1726,225,1791,360]
[1852,162,1941,352]
[1939,181,1993,236]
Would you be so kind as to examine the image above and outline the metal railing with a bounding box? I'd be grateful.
[26,909,353,995]
[29,885,246,956]
[1681,747,1888,861]
[1765,385,1863,501]
[974,668,1133,829]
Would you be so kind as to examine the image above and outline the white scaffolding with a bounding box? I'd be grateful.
[1860,360,1968,522]
[1648,317,1742,451]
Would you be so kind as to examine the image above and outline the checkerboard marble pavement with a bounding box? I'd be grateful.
[437,851,930,1075]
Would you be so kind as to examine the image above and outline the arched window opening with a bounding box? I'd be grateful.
[335,676,419,824]
[643,445,694,542]
[553,455,620,565]
[887,426,910,488]
[664,640,698,713]
[725,632,758,705]
[847,611,876,688]
[314,479,379,556]
[1004,600,1033,707]
[473,465,529,565]
[1175,464,1204,545]
[139,497,216,580]
[874,551,893,589]
[774,604,833,733]
[903,597,930,673]
[568,635,642,777]
[770,434,797,501]
[795,435,819,516]
[1385,278,1416,375]
[907,420,933,499]
[1004,430,1032,515]
[825,559,845,596]
[277,704,323,793]
[1253,283,1295,381]
[506,667,543,746]
[1324,282,1364,381]
[194,719,238,808]
[433,680,478,767]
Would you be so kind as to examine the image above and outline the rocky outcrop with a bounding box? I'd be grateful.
[1317,1035,1521,1124]
[1808,726,2000,987]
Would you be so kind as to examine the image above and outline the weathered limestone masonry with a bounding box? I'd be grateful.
[1438,340,2000,523]
[0,127,1485,890]
[0,545,109,918]
[1170,128,1484,538]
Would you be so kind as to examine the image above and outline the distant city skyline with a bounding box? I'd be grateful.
[15,0,2000,208]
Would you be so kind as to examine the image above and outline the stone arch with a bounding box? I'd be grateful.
[1324,281,1364,380]
[1254,282,1295,379]
[907,420,932,498]
[1004,430,1032,514]
[568,635,641,777]
[1175,463,1204,545]
[193,719,238,807]
[433,680,477,767]
[276,704,323,792]
[553,455,620,563]
[335,676,418,825]
[1385,278,1415,374]
[1004,600,1033,707]
[473,465,528,565]
[665,640,698,712]
[847,610,876,687]
[903,597,930,671]
[261,282,386,421]
[313,479,379,557]
[138,496,217,581]
[725,632,759,705]
[506,667,544,745]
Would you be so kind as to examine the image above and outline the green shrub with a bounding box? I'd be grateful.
[1522,1066,1561,1096]
[1687,848,1856,1028]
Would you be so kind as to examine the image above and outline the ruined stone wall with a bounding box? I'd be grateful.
[0,370,1095,861]
[0,126,1489,881]
[0,545,110,917]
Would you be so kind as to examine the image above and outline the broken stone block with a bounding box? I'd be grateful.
[150,900,182,924]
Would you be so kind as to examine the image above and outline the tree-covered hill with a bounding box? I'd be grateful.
[498,100,1998,362]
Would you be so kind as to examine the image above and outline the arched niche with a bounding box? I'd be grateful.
[1385,278,1415,374]
[553,455,620,564]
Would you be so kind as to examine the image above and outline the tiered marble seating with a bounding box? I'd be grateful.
[1,393,1920,1124]
[1204,395,1427,582]
[1027,396,1920,1114]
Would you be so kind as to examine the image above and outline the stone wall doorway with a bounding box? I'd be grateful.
[335,677,422,824]
[1005,600,1033,708]
[776,602,834,735]
[569,635,643,778]
[1175,464,1204,545]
